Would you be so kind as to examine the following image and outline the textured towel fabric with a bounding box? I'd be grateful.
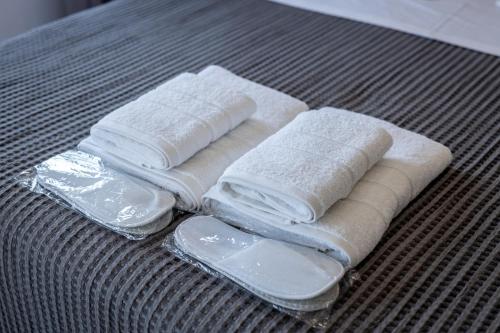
[204,107,453,266]
[217,109,393,224]
[1,0,499,332]
[80,65,308,210]
[90,73,256,170]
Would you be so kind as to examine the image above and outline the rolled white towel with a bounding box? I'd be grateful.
[216,109,393,224]
[79,66,309,210]
[203,107,453,267]
[90,73,256,170]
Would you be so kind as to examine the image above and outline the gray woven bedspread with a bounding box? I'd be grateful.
[1,0,499,331]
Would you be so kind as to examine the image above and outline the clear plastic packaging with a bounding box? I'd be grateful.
[16,150,177,240]
[163,215,356,328]
[203,196,354,265]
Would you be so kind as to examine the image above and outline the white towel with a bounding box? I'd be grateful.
[203,107,453,267]
[79,66,309,210]
[217,110,393,224]
[90,72,256,170]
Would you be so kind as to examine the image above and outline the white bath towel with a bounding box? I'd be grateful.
[90,72,256,170]
[79,66,309,210]
[203,107,453,267]
[216,110,393,224]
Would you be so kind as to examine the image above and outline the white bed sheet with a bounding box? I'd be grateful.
[272,0,500,57]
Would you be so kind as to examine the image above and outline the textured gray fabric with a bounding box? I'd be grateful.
[0,0,499,332]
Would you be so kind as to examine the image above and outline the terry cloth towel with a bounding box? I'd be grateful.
[203,107,453,267]
[174,216,344,311]
[90,72,256,170]
[79,66,309,210]
[216,109,393,224]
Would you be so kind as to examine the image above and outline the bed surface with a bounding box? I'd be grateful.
[0,0,499,331]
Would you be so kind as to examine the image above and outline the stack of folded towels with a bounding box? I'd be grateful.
[80,66,308,210]
[204,107,452,267]
[199,104,451,310]
[79,65,452,309]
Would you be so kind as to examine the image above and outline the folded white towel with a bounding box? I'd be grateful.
[203,107,453,267]
[90,72,256,170]
[79,66,309,210]
[216,110,393,224]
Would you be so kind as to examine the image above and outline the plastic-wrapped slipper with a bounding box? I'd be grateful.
[174,216,344,311]
[35,150,175,234]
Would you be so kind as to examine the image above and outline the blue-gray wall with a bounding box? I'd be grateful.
[0,0,64,40]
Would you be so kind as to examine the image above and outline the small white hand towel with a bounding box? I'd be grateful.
[203,107,453,267]
[217,109,393,224]
[79,66,308,210]
[90,72,256,170]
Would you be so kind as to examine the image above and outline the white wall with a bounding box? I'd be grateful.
[0,0,64,40]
